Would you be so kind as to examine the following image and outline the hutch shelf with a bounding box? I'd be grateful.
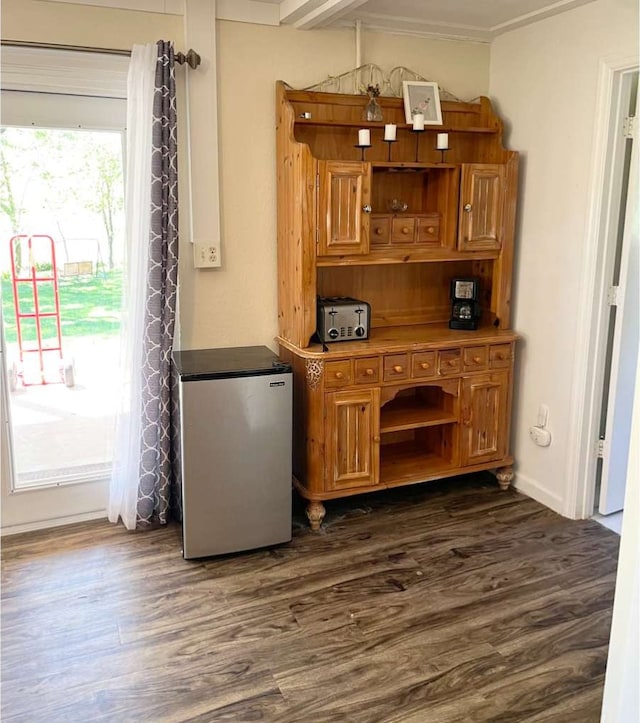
[275,81,519,530]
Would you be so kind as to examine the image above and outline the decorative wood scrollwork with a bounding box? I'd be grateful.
[305,359,323,390]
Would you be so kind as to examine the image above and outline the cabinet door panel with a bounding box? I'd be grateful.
[459,164,505,251]
[318,161,371,256]
[326,388,380,490]
[461,371,509,465]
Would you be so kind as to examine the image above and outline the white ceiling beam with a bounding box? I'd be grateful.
[279,0,327,25]
[290,0,370,30]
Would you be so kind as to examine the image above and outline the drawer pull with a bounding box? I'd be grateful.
[375,227,383,235]
[447,360,458,367]
[335,371,344,379]
[393,365,404,373]
[495,353,505,360]
[402,226,410,235]
[365,368,374,376]
[420,362,430,370]
[427,226,435,233]
[473,356,482,364]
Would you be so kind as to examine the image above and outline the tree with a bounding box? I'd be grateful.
[85,144,124,270]
[0,129,25,269]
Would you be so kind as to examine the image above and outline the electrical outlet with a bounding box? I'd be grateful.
[194,240,221,268]
[529,425,552,447]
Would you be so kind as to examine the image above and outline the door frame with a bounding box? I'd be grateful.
[565,55,638,519]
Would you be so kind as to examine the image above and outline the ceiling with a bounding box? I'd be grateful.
[218,0,596,41]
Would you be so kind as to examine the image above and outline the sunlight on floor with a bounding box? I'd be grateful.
[592,511,623,535]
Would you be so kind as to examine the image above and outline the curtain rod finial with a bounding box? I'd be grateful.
[176,48,201,69]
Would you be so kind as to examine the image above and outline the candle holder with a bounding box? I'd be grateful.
[411,129,424,162]
[438,148,449,163]
[354,144,371,161]
[384,139,398,162]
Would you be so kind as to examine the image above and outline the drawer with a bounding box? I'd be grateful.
[324,359,352,388]
[490,344,512,369]
[438,348,462,376]
[463,346,488,372]
[391,217,416,244]
[416,216,440,246]
[371,216,390,245]
[412,351,437,379]
[355,357,380,384]
[384,353,410,382]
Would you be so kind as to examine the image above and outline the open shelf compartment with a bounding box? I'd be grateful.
[380,425,459,487]
[379,381,460,485]
[380,382,459,432]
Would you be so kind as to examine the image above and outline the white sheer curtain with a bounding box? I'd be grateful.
[108,44,157,530]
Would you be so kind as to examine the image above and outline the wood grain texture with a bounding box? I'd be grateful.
[1,474,619,722]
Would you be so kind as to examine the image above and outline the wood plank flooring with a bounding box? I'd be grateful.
[1,473,620,722]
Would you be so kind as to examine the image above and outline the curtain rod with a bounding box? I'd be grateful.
[2,40,201,69]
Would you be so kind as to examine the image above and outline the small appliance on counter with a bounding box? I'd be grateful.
[172,345,292,559]
[449,277,481,330]
[317,296,371,343]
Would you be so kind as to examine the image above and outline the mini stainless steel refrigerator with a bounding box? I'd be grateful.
[172,346,292,559]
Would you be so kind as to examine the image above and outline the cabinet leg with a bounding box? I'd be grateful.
[496,466,514,491]
[306,501,326,531]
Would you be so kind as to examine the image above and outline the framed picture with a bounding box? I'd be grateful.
[402,81,443,125]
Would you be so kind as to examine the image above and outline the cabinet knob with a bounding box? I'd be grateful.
[464,203,472,212]
[402,226,410,234]
[427,226,435,233]
[335,371,344,379]
[375,227,383,235]
[365,368,374,376]
[362,204,372,214]
[420,362,430,370]
[473,356,482,364]
[447,360,457,367]
[393,365,404,373]
[495,353,505,360]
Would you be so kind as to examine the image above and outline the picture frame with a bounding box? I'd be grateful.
[402,81,443,125]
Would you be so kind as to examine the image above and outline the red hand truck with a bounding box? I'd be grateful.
[8,234,74,388]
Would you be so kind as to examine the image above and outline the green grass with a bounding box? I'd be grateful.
[1,271,123,344]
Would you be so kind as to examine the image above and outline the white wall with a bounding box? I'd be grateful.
[489,0,639,513]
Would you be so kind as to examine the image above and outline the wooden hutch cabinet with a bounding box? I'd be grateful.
[275,81,518,530]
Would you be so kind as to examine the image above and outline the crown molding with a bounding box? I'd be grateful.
[41,0,184,14]
[333,14,491,43]
[216,0,280,25]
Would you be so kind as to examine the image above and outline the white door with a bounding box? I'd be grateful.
[599,80,639,515]
[0,47,128,533]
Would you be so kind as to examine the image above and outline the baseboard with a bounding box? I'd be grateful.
[0,509,107,536]
[513,473,565,516]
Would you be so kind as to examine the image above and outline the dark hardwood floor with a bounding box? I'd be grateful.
[1,473,620,722]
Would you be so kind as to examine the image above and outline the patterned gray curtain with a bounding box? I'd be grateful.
[136,41,179,526]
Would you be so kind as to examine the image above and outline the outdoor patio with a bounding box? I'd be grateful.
[6,335,120,487]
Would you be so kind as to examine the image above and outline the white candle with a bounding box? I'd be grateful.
[412,113,425,131]
[436,132,449,150]
[358,128,371,146]
[384,124,397,141]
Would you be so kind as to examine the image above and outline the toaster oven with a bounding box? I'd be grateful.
[317,297,371,343]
